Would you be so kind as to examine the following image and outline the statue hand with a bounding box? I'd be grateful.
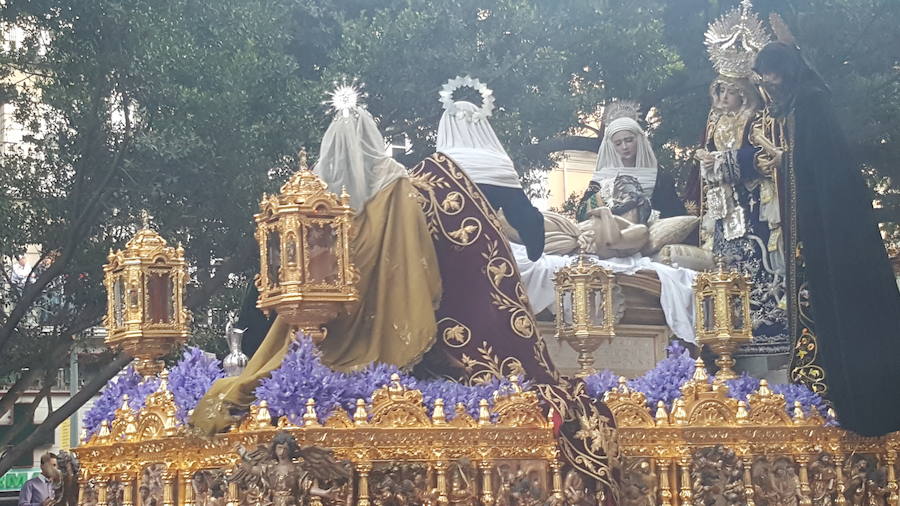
[755,149,784,177]
[699,152,719,182]
[773,149,784,168]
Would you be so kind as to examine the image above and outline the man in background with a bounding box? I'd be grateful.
[18,452,58,506]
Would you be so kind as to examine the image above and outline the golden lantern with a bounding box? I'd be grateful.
[103,214,190,377]
[693,259,753,381]
[553,254,618,378]
[254,150,358,342]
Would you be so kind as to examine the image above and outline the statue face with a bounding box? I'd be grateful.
[719,86,743,112]
[758,72,785,100]
[611,130,637,167]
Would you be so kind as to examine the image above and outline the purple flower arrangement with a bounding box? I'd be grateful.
[84,333,839,436]
[416,377,531,422]
[625,341,696,409]
[83,347,225,436]
[584,369,620,399]
[168,347,226,423]
[255,334,525,424]
[723,375,837,425]
[723,373,760,402]
[82,366,159,436]
[771,382,835,423]
[254,336,353,424]
[583,343,838,425]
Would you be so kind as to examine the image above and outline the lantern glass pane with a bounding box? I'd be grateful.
[702,295,715,331]
[307,223,339,284]
[128,284,139,309]
[589,286,605,326]
[561,290,573,326]
[114,276,125,327]
[285,234,297,265]
[730,294,745,330]
[267,231,281,286]
[148,272,174,324]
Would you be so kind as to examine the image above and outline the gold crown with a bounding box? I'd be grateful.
[602,99,641,125]
[705,0,771,79]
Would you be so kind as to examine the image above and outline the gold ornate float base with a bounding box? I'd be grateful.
[75,364,900,506]
[607,360,900,506]
[74,376,569,506]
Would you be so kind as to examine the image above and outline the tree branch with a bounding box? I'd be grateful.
[186,239,257,309]
[0,367,44,420]
[0,311,102,379]
[0,369,55,449]
[522,134,600,159]
[0,353,132,477]
[0,138,128,356]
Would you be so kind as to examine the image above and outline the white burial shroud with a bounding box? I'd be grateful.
[511,243,697,343]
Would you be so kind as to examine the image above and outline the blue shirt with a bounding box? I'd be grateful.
[18,474,53,506]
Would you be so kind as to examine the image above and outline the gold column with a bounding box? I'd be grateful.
[355,461,372,506]
[885,450,899,504]
[796,456,812,506]
[181,471,195,506]
[120,474,134,506]
[678,458,694,506]
[97,477,109,506]
[433,460,449,506]
[741,457,756,506]
[656,460,673,506]
[77,479,86,506]
[162,471,176,506]
[834,455,847,506]
[479,460,495,506]
[225,482,239,506]
[549,458,564,502]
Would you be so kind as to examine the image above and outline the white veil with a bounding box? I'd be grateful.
[593,117,658,197]
[437,101,522,188]
[313,108,407,211]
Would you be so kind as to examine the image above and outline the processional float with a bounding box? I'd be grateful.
[76,161,900,506]
[74,4,899,504]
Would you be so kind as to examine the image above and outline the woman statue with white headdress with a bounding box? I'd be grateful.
[190,93,442,435]
[576,102,686,223]
[436,81,545,261]
[573,103,691,259]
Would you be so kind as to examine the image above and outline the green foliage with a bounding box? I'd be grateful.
[549,192,583,221]
[329,0,681,169]
[0,0,314,372]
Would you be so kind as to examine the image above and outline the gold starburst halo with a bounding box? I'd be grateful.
[324,79,368,118]
[438,75,495,122]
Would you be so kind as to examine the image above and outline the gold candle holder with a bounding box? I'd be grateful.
[693,259,753,381]
[254,150,358,342]
[553,254,618,378]
[103,213,190,377]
